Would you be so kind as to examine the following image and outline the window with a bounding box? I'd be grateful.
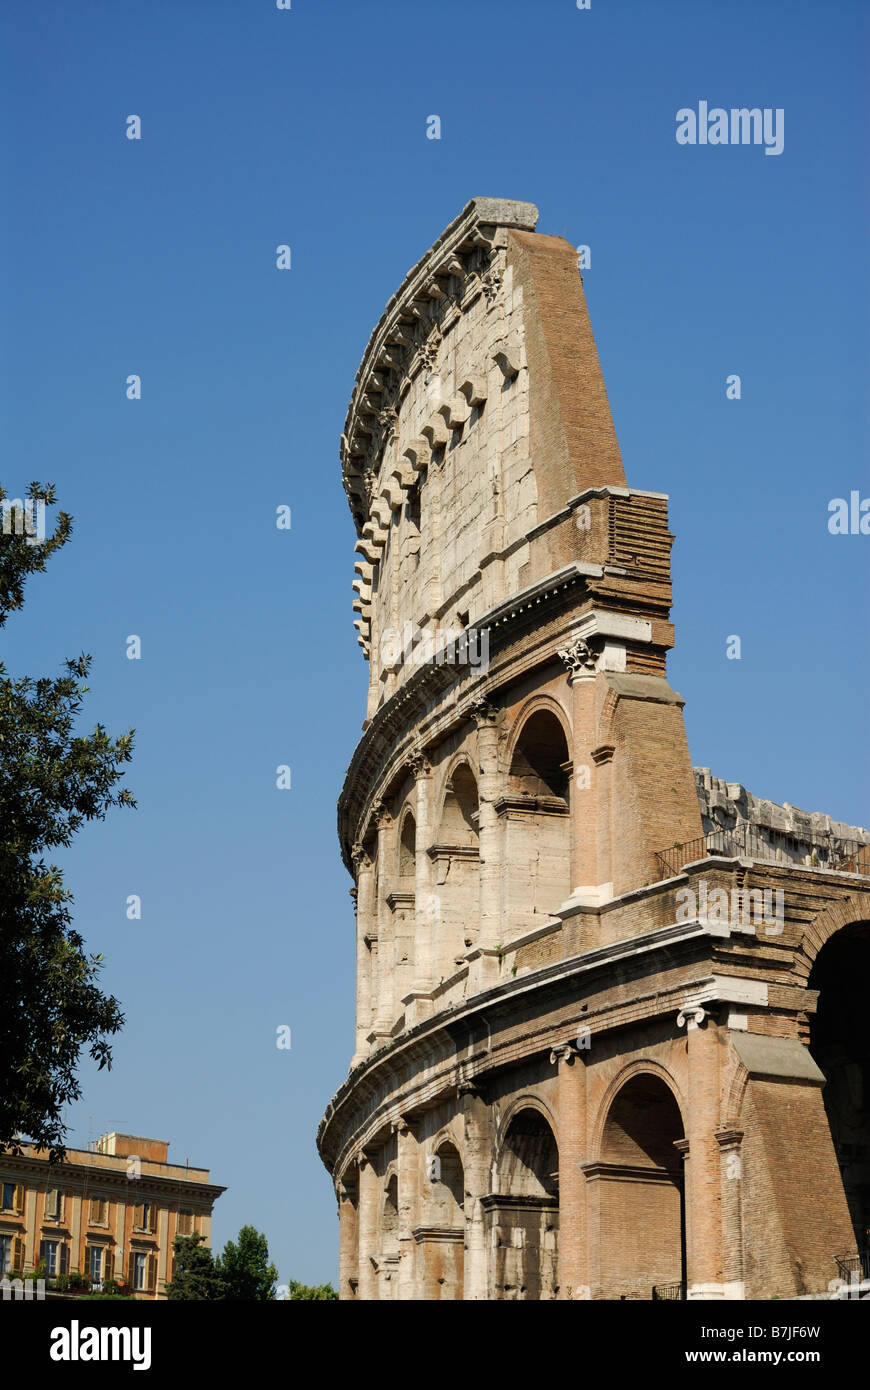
[1,1182,20,1212]
[40,1239,60,1277]
[0,1235,11,1273]
[45,1188,63,1221]
[134,1201,154,1233]
[89,1197,108,1225]
[133,1251,149,1292]
[88,1245,104,1283]
[177,1209,194,1236]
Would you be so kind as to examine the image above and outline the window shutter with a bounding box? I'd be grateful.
[60,1242,69,1275]
[147,1253,156,1292]
[134,1202,145,1230]
[13,1184,23,1213]
[12,1237,23,1273]
[128,1251,136,1287]
[106,1247,114,1281]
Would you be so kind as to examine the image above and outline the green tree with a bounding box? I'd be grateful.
[165,1233,224,1301]
[217,1225,278,1301]
[283,1280,338,1301]
[0,484,135,1159]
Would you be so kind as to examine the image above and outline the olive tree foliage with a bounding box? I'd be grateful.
[0,484,135,1160]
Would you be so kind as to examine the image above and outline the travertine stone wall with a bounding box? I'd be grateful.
[321,198,869,1303]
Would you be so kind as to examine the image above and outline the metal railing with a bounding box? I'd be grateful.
[834,1251,870,1282]
[652,1281,686,1300]
[654,828,870,882]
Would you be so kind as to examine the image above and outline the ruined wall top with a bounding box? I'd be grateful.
[344,197,635,704]
[695,767,870,867]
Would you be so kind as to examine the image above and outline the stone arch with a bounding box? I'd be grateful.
[590,1060,686,1161]
[489,1103,559,1299]
[428,1137,465,1224]
[502,704,571,934]
[398,805,416,881]
[792,892,870,983]
[419,1134,465,1300]
[495,1093,559,1163]
[807,917,870,1253]
[436,757,479,843]
[381,1170,399,1260]
[504,694,573,778]
[593,1067,686,1300]
[430,758,480,975]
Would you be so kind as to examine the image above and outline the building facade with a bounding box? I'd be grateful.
[0,1132,224,1298]
[317,198,870,1300]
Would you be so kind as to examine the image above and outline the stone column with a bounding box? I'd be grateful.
[715,1128,745,1299]
[411,753,435,996]
[558,637,600,899]
[373,802,395,1037]
[351,844,374,1063]
[395,1118,420,1299]
[357,1152,380,1301]
[337,1178,359,1301]
[462,1083,492,1300]
[591,742,615,898]
[472,699,502,951]
[552,1043,588,1298]
[678,1006,725,1298]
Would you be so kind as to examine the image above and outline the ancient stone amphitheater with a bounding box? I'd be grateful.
[317,198,870,1300]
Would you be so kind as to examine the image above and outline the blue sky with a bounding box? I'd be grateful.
[1,0,866,1287]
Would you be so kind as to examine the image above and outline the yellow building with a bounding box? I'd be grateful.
[0,1132,225,1298]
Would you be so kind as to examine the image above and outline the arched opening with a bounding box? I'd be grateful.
[399,810,416,881]
[419,1140,465,1300]
[503,710,571,933]
[379,1173,399,1299]
[430,763,479,976]
[509,710,570,800]
[487,1108,559,1300]
[596,1074,685,1300]
[439,764,479,844]
[809,922,870,1261]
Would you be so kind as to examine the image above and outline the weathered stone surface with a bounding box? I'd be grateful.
[319,200,869,1302]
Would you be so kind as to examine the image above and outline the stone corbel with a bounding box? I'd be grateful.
[352,577,372,602]
[390,460,417,491]
[421,413,450,449]
[459,375,487,408]
[438,394,471,429]
[354,537,381,564]
[492,339,521,379]
[370,497,392,528]
[362,518,388,545]
[403,439,431,474]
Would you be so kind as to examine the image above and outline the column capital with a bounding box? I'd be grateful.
[677,1004,709,1030]
[469,695,498,728]
[408,748,432,778]
[372,799,393,829]
[558,635,600,683]
[352,841,374,872]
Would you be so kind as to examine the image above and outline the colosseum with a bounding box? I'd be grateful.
[317,197,870,1301]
